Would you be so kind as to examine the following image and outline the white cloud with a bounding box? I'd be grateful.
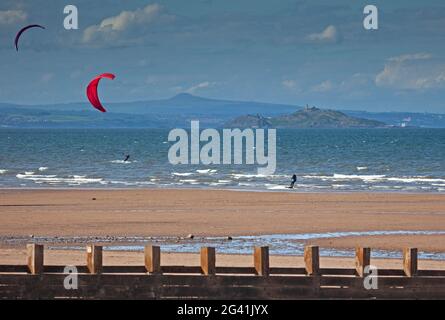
[307,25,339,43]
[186,81,217,94]
[387,53,432,63]
[311,80,334,92]
[282,79,303,94]
[375,53,445,90]
[83,4,174,45]
[0,10,27,25]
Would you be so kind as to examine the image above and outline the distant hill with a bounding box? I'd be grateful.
[0,93,298,116]
[0,94,300,128]
[226,107,386,129]
[0,94,444,128]
[271,107,386,128]
[115,93,299,116]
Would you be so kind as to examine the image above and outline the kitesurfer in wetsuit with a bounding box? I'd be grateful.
[124,155,130,162]
[289,174,297,188]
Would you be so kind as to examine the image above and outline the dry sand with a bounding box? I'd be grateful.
[0,189,444,258]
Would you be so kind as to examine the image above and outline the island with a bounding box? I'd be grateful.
[225,106,387,129]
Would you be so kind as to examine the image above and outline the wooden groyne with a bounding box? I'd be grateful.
[0,244,445,299]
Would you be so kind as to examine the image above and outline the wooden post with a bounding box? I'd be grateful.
[86,245,102,274]
[355,247,371,277]
[144,245,161,274]
[304,245,320,276]
[254,246,269,276]
[27,244,44,274]
[403,248,418,277]
[201,247,216,275]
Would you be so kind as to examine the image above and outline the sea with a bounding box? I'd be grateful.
[0,128,444,192]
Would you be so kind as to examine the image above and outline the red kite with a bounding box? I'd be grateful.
[86,73,116,113]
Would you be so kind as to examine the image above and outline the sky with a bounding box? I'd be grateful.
[1,0,445,113]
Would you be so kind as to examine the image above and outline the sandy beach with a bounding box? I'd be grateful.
[0,189,444,253]
[1,188,445,298]
[1,248,445,271]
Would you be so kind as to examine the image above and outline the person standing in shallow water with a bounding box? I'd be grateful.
[289,174,297,188]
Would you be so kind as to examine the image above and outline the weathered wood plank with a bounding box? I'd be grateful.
[86,245,102,274]
[0,265,29,273]
[145,245,161,274]
[216,266,256,274]
[26,244,44,275]
[270,267,307,275]
[0,273,318,287]
[200,247,216,276]
[2,241,445,300]
[1,264,442,277]
[403,248,418,277]
[254,246,269,276]
[304,246,320,276]
[1,274,445,300]
[355,247,371,277]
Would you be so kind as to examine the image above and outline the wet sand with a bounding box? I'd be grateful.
[1,248,445,271]
[0,189,444,253]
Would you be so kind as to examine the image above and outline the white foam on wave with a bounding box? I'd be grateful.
[232,173,286,179]
[208,182,229,186]
[333,174,386,181]
[332,184,351,189]
[356,166,368,171]
[369,185,391,190]
[304,174,445,185]
[110,160,134,164]
[0,169,7,174]
[38,167,48,172]
[233,174,264,179]
[172,172,194,177]
[16,173,102,185]
[196,169,217,174]
[238,182,252,186]
[109,180,155,186]
[266,185,288,190]
[179,179,198,183]
[17,173,57,179]
[386,177,445,183]
[303,174,386,182]
[401,186,419,190]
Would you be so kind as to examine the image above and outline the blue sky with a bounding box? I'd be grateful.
[1,0,445,113]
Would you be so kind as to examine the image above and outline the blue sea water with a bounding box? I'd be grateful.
[0,128,444,192]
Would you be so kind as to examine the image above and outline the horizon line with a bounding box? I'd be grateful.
[0,93,444,115]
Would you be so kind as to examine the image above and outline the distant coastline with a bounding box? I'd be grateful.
[1,94,445,128]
